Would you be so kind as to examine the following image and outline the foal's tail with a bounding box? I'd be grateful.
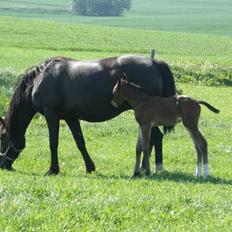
[155,60,176,134]
[198,101,220,113]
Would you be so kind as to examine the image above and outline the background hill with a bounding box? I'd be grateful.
[0,0,232,35]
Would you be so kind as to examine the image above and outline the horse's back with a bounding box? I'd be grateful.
[31,55,168,121]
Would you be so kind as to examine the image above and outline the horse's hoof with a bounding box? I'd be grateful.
[0,162,15,172]
[45,168,60,176]
[86,162,96,173]
[155,164,164,172]
[8,167,16,172]
[145,171,151,177]
[1,167,15,172]
[132,172,141,178]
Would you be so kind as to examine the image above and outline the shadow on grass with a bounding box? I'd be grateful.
[7,169,232,186]
[94,171,232,186]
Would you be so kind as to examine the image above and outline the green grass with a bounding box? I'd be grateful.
[0,17,232,69]
[0,1,232,230]
[0,0,231,35]
[0,84,232,231]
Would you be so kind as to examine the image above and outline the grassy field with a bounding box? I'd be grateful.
[0,0,232,35]
[0,0,232,230]
[0,16,231,90]
[0,84,232,231]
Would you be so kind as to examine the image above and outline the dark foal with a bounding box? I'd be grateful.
[112,78,219,177]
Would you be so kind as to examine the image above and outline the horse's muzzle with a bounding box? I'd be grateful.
[111,100,118,108]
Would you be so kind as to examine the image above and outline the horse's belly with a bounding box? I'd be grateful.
[63,97,126,122]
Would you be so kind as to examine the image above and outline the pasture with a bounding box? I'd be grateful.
[0,84,232,231]
[0,0,232,230]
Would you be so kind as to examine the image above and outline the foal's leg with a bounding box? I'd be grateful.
[44,112,60,175]
[134,129,143,177]
[140,124,151,176]
[194,129,208,177]
[66,119,95,173]
[185,125,208,177]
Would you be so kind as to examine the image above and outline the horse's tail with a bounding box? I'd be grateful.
[198,101,220,113]
[154,60,176,134]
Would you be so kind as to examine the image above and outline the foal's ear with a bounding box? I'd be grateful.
[113,80,120,93]
[122,73,128,81]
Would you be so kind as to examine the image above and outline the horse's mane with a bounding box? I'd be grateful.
[5,57,56,122]
[12,58,53,104]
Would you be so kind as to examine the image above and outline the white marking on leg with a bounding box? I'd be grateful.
[204,163,209,177]
[155,163,164,173]
[196,163,202,177]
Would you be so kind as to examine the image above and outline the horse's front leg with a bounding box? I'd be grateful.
[141,127,164,173]
[44,112,60,175]
[140,124,151,176]
[66,119,95,173]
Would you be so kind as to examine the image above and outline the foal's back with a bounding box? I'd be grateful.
[134,96,179,126]
[134,95,200,127]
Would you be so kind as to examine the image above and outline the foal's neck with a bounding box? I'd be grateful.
[121,84,149,108]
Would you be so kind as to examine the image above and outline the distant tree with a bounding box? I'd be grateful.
[71,0,132,16]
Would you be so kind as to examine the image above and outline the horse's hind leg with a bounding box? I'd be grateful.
[66,119,95,173]
[44,112,60,175]
[150,127,164,172]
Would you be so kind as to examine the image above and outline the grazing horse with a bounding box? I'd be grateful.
[112,77,219,177]
[0,55,176,175]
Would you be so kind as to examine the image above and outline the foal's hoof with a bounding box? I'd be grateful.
[45,167,60,176]
[86,162,96,173]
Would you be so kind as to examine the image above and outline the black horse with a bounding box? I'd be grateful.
[0,55,176,175]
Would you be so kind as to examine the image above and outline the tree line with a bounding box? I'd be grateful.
[71,0,132,16]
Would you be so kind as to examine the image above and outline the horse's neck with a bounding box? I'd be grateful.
[5,99,36,148]
[122,85,148,108]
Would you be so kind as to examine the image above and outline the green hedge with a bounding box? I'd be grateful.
[172,62,232,86]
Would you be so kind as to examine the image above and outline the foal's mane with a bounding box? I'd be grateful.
[125,81,151,97]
